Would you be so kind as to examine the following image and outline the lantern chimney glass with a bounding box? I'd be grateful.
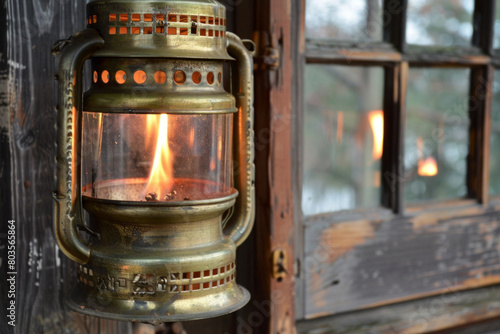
[82,112,233,202]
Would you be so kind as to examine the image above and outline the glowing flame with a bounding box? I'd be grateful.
[145,115,157,149]
[145,114,174,198]
[368,110,384,160]
[418,156,438,177]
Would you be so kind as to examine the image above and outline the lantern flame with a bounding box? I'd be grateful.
[368,110,384,160]
[418,156,438,177]
[145,114,174,199]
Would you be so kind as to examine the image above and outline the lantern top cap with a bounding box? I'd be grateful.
[86,0,231,59]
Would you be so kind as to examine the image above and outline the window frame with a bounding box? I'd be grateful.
[295,0,498,324]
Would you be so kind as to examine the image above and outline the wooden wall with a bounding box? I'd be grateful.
[1,0,132,333]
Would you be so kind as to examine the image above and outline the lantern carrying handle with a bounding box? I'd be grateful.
[53,29,104,264]
[225,33,256,247]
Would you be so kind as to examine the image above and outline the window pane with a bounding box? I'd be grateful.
[494,0,500,48]
[405,68,470,203]
[406,0,474,46]
[490,70,500,195]
[306,0,383,41]
[302,65,384,215]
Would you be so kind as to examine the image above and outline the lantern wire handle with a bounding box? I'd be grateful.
[225,33,255,247]
[53,29,104,264]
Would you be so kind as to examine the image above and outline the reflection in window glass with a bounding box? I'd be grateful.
[406,0,474,46]
[405,68,470,203]
[494,0,500,48]
[490,71,500,195]
[306,0,383,41]
[302,65,384,216]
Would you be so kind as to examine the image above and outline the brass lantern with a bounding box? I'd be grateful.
[52,0,254,324]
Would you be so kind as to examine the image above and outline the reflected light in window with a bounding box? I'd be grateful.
[368,110,384,160]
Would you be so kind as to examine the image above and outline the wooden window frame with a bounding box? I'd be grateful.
[290,0,500,332]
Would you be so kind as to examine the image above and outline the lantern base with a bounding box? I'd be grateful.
[65,238,248,324]
[70,187,247,324]
[66,282,250,324]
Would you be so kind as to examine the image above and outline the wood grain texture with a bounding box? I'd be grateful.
[293,0,306,321]
[0,0,12,331]
[303,202,500,319]
[267,0,296,331]
[252,0,297,332]
[297,285,500,334]
[0,1,132,333]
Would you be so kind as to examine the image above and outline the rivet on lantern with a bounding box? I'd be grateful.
[52,0,255,324]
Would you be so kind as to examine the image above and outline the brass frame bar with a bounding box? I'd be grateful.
[53,29,104,264]
[225,32,256,246]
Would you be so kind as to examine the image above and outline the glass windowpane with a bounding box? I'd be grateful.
[406,0,474,46]
[494,0,500,48]
[404,68,470,203]
[302,65,384,215]
[490,70,500,195]
[306,0,383,41]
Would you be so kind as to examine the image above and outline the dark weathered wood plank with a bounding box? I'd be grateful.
[430,317,500,334]
[383,0,407,52]
[306,40,401,65]
[0,0,11,331]
[468,0,495,205]
[467,65,493,204]
[0,1,132,333]
[303,202,500,319]
[306,43,492,67]
[472,0,496,56]
[297,285,500,334]
[381,62,408,214]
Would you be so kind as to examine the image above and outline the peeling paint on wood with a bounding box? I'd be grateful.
[304,205,500,320]
[319,220,375,264]
[298,284,500,334]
